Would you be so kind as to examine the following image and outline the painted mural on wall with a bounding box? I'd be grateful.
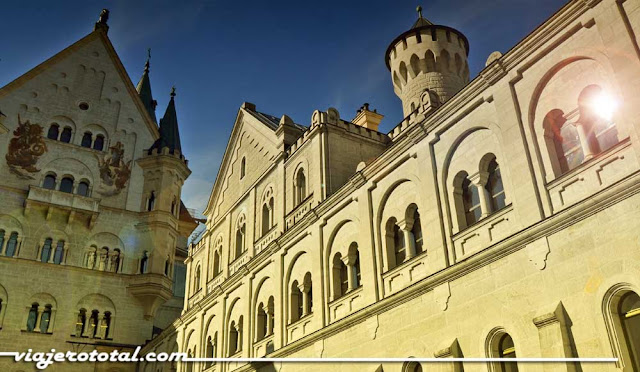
[6,115,48,179]
[96,141,132,196]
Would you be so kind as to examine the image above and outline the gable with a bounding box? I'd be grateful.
[0,29,160,211]
[204,107,281,221]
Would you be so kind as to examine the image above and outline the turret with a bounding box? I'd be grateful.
[385,6,470,117]
[136,49,158,123]
[129,87,191,319]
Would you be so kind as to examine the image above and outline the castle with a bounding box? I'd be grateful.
[0,9,198,372]
[141,0,640,371]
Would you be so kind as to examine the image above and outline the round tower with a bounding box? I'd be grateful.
[385,6,470,117]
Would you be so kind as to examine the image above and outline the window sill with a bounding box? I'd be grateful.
[42,137,106,153]
[452,203,513,238]
[546,137,630,188]
[21,330,53,335]
[328,285,363,305]
[288,312,313,328]
[382,250,428,277]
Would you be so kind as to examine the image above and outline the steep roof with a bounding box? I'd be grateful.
[411,6,434,29]
[135,53,157,123]
[148,87,182,155]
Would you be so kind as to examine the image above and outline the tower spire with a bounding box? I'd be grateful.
[148,87,183,157]
[412,5,433,28]
[136,48,158,123]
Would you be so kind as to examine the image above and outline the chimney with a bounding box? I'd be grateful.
[352,103,383,131]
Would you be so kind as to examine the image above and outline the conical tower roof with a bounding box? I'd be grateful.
[136,49,157,123]
[149,87,182,155]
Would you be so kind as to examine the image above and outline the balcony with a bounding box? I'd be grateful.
[451,204,514,262]
[207,273,225,294]
[254,226,280,254]
[382,251,431,296]
[25,186,100,228]
[229,253,251,276]
[546,139,636,213]
[328,286,364,323]
[286,313,313,343]
[285,194,314,230]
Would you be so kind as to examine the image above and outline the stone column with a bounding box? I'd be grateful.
[341,253,358,291]
[299,283,310,317]
[399,220,417,259]
[470,171,491,217]
[33,309,43,332]
[575,122,596,160]
[264,304,273,336]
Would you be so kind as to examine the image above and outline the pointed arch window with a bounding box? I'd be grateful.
[47,124,59,140]
[60,177,74,193]
[212,250,221,277]
[53,241,64,264]
[235,217,246,259]
[60,127,72,143]
[194,265,201,293]
[43,174,56,190]
[40,238,53,263]
[93,134,105,151]
[240,157,246,179]
[171,196,177,216]
[81,132,92,148]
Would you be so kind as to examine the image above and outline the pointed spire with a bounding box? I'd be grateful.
[148,87,183,156]
[94,9,110,32]
[412,5,433,29]
[136,48,158,123]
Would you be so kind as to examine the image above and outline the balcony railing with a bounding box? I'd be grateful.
[27,185,100,213]
[285,194,314,230]
[254,226,280,254]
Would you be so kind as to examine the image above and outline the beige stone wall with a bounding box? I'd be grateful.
[148,1,640,372]
[0,27,192,372]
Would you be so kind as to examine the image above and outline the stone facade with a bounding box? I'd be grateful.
[0,14,197,372]
[147,0,640,371]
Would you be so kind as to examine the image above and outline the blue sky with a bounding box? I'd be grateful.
[0,0,565,212]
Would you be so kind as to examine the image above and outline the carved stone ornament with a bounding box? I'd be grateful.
[95,141,132,196]
[6,115,47,179]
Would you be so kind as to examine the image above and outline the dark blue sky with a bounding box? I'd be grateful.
[0,0,565,211]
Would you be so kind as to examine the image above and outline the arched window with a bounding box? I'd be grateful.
[262,197,274,236]
[53,241,64,264]
[206,335,214,364]
[212,250,221,277]
[229,321,239,355]
[47,124,59,140]
[40,238,53,263]
[5,232,18,257]
[140,251,149,273]
[194,265,201,292]
[332,253,347,299]
[93,134,104,151]
[75,309,87,337]
[26,303,38,331]
[391,220,405,268]
[147,192,155,211]
[290,280,303,323]
[462,177,481,227]
[60,127,72,143]
[240,157,246,179]
[81,132,92,148]
[486,158,506,211]
[619,292,640,369]
[404,361,423,372]
[111,249,121,272]
[101,312,112,339]
[186,349,194,372]
[77,181,90,197]
[304,272,313,315]
[267,296,275,336]
[498,333,518,372]
[43,174,56,190]
[60,177,74,193]
[235,218,246,259]
[171,196,177,216]
[352,245,361,288]
[295,168,306,205]
[85,246,97,269]
[256,302,267,341]
[412,209,423,255]
[40,305,52,333]
[89,310,99,338]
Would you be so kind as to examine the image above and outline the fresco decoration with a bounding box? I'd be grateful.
[96,141,132,196]
[6,115,48,179]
